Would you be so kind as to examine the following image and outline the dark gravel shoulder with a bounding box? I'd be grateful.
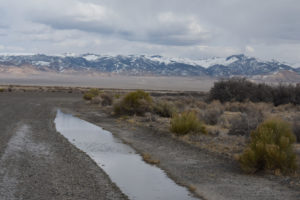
[0,92,127,200]
[72,105,300,200]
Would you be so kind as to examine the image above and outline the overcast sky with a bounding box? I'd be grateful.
[0,0,300,65]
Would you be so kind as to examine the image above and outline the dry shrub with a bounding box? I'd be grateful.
[113,90,152,116]
[239,118,297,174]
[200,100,224,125]
[100,93,113,106]
[170,111,206,135]
[83,88,101,100]
[293,115,300,143]
[225,101,253,113]
[153,100,177,118]
[195,100,207,109]
[90,96,102,104]
[228,108,264,136]
[219,112,241,129]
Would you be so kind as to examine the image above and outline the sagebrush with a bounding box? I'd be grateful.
[239,118,297,174]
[170,111,206,135]
[114,90,152,115]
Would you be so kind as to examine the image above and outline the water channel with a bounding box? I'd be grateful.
[54,110,198,200]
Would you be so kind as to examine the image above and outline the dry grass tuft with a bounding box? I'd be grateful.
[142,153,160,165]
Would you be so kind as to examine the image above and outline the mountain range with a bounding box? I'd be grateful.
[0,53,299,80]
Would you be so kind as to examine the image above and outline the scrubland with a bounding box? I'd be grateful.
[81,78,300,176]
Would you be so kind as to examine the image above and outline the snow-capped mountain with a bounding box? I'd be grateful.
[0,53,298,78]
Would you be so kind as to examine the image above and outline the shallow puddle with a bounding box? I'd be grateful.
[54,110,198,200]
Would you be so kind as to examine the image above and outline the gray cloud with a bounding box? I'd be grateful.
[0,0,300,64]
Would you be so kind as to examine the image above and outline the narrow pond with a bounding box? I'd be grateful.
[54,110,198,200]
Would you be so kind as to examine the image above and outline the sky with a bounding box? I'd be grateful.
[0,0,300,65]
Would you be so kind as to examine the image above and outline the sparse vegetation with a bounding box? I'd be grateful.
[170,111,206,135]
[114,90,153,116]
[238,118,297,174]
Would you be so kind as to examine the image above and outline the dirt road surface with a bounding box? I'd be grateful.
[0,92,127,200]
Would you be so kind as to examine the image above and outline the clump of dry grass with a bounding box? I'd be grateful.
[142,153,160,165]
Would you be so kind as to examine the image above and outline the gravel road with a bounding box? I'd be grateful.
[0,92,127,200]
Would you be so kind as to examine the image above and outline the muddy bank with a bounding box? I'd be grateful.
[71,104,300,200]
[0,92,127,200]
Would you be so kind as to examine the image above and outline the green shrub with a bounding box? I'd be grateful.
[239,118,297,174]
[170,111,206,135]
[114,90,152,115]
[83,88,101,100]
[153,101,177,117]
[0,88,4,92]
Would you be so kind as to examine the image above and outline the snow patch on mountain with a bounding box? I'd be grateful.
[83,54,101,61]
[32,61,50,66]
[145,55,238,68]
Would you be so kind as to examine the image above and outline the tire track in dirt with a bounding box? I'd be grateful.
[0,124,50,199]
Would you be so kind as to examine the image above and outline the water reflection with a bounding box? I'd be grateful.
[55,110,198,200]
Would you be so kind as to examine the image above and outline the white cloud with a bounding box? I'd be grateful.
[0,0,299,64]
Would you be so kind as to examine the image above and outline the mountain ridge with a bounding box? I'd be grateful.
[0,53,299,78]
